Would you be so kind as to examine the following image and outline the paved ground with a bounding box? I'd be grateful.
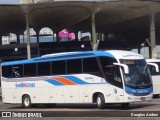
[0,98,160,119]
[0,98,160,111]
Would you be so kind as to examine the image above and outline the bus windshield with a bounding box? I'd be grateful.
[120,59,152,89]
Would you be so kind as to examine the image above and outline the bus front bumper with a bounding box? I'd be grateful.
[125,94,153,102]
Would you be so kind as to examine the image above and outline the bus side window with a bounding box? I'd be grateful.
[37,62,51,76]
[83,57,100,73]
[67,59,82,74]
[24,63,37,77]
[52,61,66,75]
[112,67,122,83]
[2,66,12,78]
[100,57,123,88]
[105,66,122,82]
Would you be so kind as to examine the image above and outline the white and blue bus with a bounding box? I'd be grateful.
[1,50,157,109]
[146,59,160,97]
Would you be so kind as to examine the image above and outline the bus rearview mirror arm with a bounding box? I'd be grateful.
[113,62,129,74]
[147,63,159,72]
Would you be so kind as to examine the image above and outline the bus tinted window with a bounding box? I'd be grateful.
[100,57,123,88]
[67,59,82,74]
[13,65,23,78]
[52,61,66,75]
[2,66,12,78]
[83,58,100,73]
[38,62,51,76]
[24,63,37,77]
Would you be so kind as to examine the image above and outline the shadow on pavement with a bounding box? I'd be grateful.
[5,103,159,111]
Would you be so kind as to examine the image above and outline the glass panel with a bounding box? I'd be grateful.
[38,62,51,76]
[24,63,36,77]
[52,61,66,75]
[2,66,12,78]
[83,58,99,73]
[100,57,123,88]
[67,59,82,74]
[13,65,23,78]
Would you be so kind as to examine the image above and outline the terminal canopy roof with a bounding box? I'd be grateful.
[0,0,160,40]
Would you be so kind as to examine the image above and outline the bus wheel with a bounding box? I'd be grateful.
[22,95,31,108]
[96,94,105,109]
[121,103,130,108]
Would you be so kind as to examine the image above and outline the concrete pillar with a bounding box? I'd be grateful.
[23,33,25,43]
[75,31,79,41]
[37,44,40,56]
[17,34,20,44]
[36,31,40,56]
[51,29,55,42]
[56,31,60,42]
[149,46,152,59]
[26,12,31,59]
[36,31,39,43]
[150,13,157,58]
[21,5,31,58]
[91,12,97,50]
[0,35,2,45]
[138,47,141,54]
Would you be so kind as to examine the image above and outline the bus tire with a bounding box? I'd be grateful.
[22,95,31,108]
[121,103,130,108]
[96,94,105,109]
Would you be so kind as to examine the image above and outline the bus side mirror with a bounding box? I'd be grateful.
[147,63,159,72]
[113,62,129,74]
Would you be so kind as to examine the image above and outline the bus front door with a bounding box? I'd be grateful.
[107,66,124,103]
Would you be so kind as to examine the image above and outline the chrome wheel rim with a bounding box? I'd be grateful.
[24,98,30,106]
[97,97,101,106]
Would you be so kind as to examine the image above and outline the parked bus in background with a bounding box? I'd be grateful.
[146,59,160,97]
[1,50,158,109]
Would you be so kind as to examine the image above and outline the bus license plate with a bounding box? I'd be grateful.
[140,97,146,101]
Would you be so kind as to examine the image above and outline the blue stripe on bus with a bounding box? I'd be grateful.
[64,76,88,84]
[125,86,153,95]
[45,79,64,86]
[94,51,114,58]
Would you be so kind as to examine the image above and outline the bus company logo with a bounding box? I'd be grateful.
[85,77,93,80]
[137,89,148,93]
[131,89,136,93]
[123,54,142,58]
[15,83,35,88]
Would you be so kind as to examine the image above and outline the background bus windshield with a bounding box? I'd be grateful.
[149,62,160,75]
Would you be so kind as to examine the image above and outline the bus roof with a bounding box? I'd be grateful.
[106,50,144,60]
[1,50,144,66]
[1,50,112,66]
